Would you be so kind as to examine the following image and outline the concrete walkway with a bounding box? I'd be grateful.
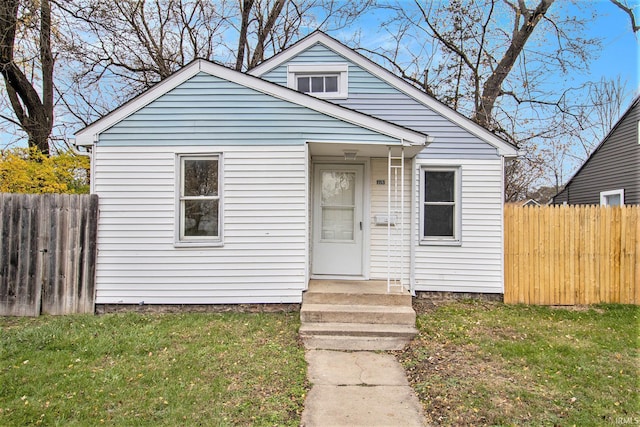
[301,350,427,427]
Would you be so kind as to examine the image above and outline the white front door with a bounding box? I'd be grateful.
[312,164,364,276]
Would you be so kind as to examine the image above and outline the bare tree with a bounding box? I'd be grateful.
[550,76,630,184]
[585,77,628,146]
[0,0,54,154]
[0,0,373,149]
[56,0,234,97]
[53,0,371,126]
[611,0,640,32]
[370,0,597,130]
[367,0,606,199]
[473,0,553,128]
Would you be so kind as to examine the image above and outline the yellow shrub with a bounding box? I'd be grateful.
[0,147,90,194]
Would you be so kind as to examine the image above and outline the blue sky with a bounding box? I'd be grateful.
[323,0,639,186]
[1,1,638,153]
[339,0,640,108]
[581,0,639,101]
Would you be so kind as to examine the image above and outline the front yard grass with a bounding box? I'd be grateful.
[0,311,307,426]
[399,301,639,426]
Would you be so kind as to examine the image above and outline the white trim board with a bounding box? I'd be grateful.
[250,31,518,157]
[75,59,428,148]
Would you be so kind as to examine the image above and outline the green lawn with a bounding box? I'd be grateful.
[3,303,638,426]
[399,301,640,426]
[0,312,308,426]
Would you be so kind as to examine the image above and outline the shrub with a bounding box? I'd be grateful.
[0,147,90,194]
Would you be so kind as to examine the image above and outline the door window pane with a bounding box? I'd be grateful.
[321,171,355,241]
[321,171,355,205]
[322,207,354,240]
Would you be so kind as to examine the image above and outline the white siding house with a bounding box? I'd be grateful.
[75,32,517,305]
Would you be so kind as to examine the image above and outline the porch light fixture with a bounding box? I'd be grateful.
[343,151,358,160]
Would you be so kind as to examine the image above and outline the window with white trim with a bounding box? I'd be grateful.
[420,167,461,244]
[287,63,348,99]
[600,189,624,206]
[177,154,221,243]
[296,75,339,95]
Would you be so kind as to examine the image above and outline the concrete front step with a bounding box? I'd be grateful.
[305,280,411,306]
[301,335,413,351]
[300,280,417,350]
[301,303,416,324]
[303,289,411,306]
[300,322,418,338]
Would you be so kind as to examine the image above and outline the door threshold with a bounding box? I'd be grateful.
[310,275,368,281]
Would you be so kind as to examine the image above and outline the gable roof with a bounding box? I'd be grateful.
[74,58,427,147]
[249,31,517,157]
[553,95,640,202]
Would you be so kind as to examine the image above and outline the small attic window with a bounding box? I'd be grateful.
[297,75,338,94]
[287,63,348,99]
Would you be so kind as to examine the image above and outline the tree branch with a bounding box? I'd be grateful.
[474,0,554,127]
[611,0,640,32]
[249,0,285,68]
[0,111,22,127]
[358,46,436,97]
[235,0,255,70]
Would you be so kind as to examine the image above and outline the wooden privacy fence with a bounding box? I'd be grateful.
[504,204,639,305]
[0,193,99,316]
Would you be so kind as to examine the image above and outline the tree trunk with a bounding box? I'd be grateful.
[473,0,554,128]
[235,0,255,71]
[248,0,286,69]
[0,0,54,155]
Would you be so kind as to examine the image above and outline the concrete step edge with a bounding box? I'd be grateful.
[301,303,416,313]
[300,323,418,337]
[302,292,411,306]
[301,335,412,351]
[300,322,417,332]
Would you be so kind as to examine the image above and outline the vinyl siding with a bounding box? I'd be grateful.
[413,158,504,293]
[93,71,411,304]
[93,42,510,301]
[340,94,498,159]
[278,44,398,94]
[554,99,640,205]
[94,145,308,304]
[262,41,506,293]
[99,72,400,146]
[369,158,412,282]
[260,43,499,159]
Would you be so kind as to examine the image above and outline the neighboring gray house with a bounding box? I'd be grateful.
[74,32,517,306]
[553,96,640,206]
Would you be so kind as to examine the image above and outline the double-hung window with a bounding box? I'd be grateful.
[420,167,461,244]
[177,154,221,244]
[287,64,348,99]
